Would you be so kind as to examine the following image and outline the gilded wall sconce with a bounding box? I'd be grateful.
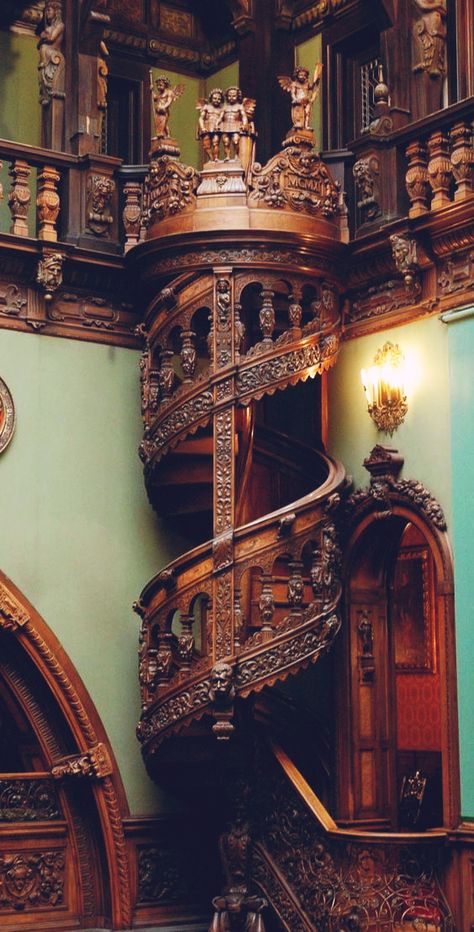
[361,342,408,435]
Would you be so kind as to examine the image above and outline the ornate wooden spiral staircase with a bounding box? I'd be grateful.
[131,106,454,930]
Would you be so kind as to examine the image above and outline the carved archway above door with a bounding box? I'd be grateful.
[0,570,132,931]
[339,445,459,832]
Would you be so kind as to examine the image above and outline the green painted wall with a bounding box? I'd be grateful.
[295,34,323,151]
[445,310,474,819]
[327,316,452,529]
[0,329,188,814]
[205,61,239,98]
[0,31,41,235]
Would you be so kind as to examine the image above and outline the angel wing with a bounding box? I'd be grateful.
[277,75,293,93]
[243,97,256,116]
[310,63,323,97]
[172,83,185,102]
[196,98,207,110]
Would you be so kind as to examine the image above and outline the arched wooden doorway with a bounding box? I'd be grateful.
[337,448,460,832]
[0,570,132,930]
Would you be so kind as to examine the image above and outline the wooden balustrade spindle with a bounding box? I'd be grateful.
[427,131,452,209]
[8,159,32,236]
[234,302,245,358]
[158,348,174,399]
[37,165,61,241]
[449,121,474,201]
[259,287,275,347]
[287,560,304,616]
[155,630,173,683]
[258,574,275,640]
[177,614,195,671]
[233,587,243,652]
[122,181,142,249]
[180,329,197,382]
[288,289,303,333]
[405,141,430,218]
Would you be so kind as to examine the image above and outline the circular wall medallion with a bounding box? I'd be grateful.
[0,378,15,453]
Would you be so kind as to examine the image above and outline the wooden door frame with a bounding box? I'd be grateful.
[337,489,460,831]
[0,568,132,930]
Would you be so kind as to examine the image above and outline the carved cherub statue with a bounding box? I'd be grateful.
[150,73,184,139]
[219,86,249,161]
[37,1,65,106]
[277,63,323,132]
[196,88,225,162]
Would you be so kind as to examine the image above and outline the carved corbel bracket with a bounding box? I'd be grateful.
[209,661,236,740]
[390,232,422,296]
[227,0,255,34]
[36,250,64,302]
[155,568,177,592]
[0,583,30,632]
[278,512,296,538]
[51,742,113,779]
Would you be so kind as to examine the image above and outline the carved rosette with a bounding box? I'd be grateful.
[86,174,115,236]
[249,147,339,217]
[146,156,198,226]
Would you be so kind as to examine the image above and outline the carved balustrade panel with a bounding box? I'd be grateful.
[0,779,61,822]
[252,746,455,931]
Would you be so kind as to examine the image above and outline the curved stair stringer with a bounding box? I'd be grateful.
[136,455,346,755]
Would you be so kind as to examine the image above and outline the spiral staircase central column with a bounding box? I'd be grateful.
[212,269,237,664]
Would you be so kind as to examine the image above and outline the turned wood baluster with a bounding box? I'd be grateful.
[177,614,194,671]
[155,630,173,683]
[405,141,429,218]
[449,121,474,201]
[8,160,32,236]
[258,574,275,641]
[427,131,452,209]
[180,329,197,382]
[122,181,142,249]
[287,560,304,618]
[233,587,243,652]
[259,287,275,348]
[37,165,61,241]
[234,301,245,359]
[288,285,303,336]
[158,348,174,399]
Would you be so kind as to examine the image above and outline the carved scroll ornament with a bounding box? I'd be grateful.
[413,0,447,79]
[51,742,113,779]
